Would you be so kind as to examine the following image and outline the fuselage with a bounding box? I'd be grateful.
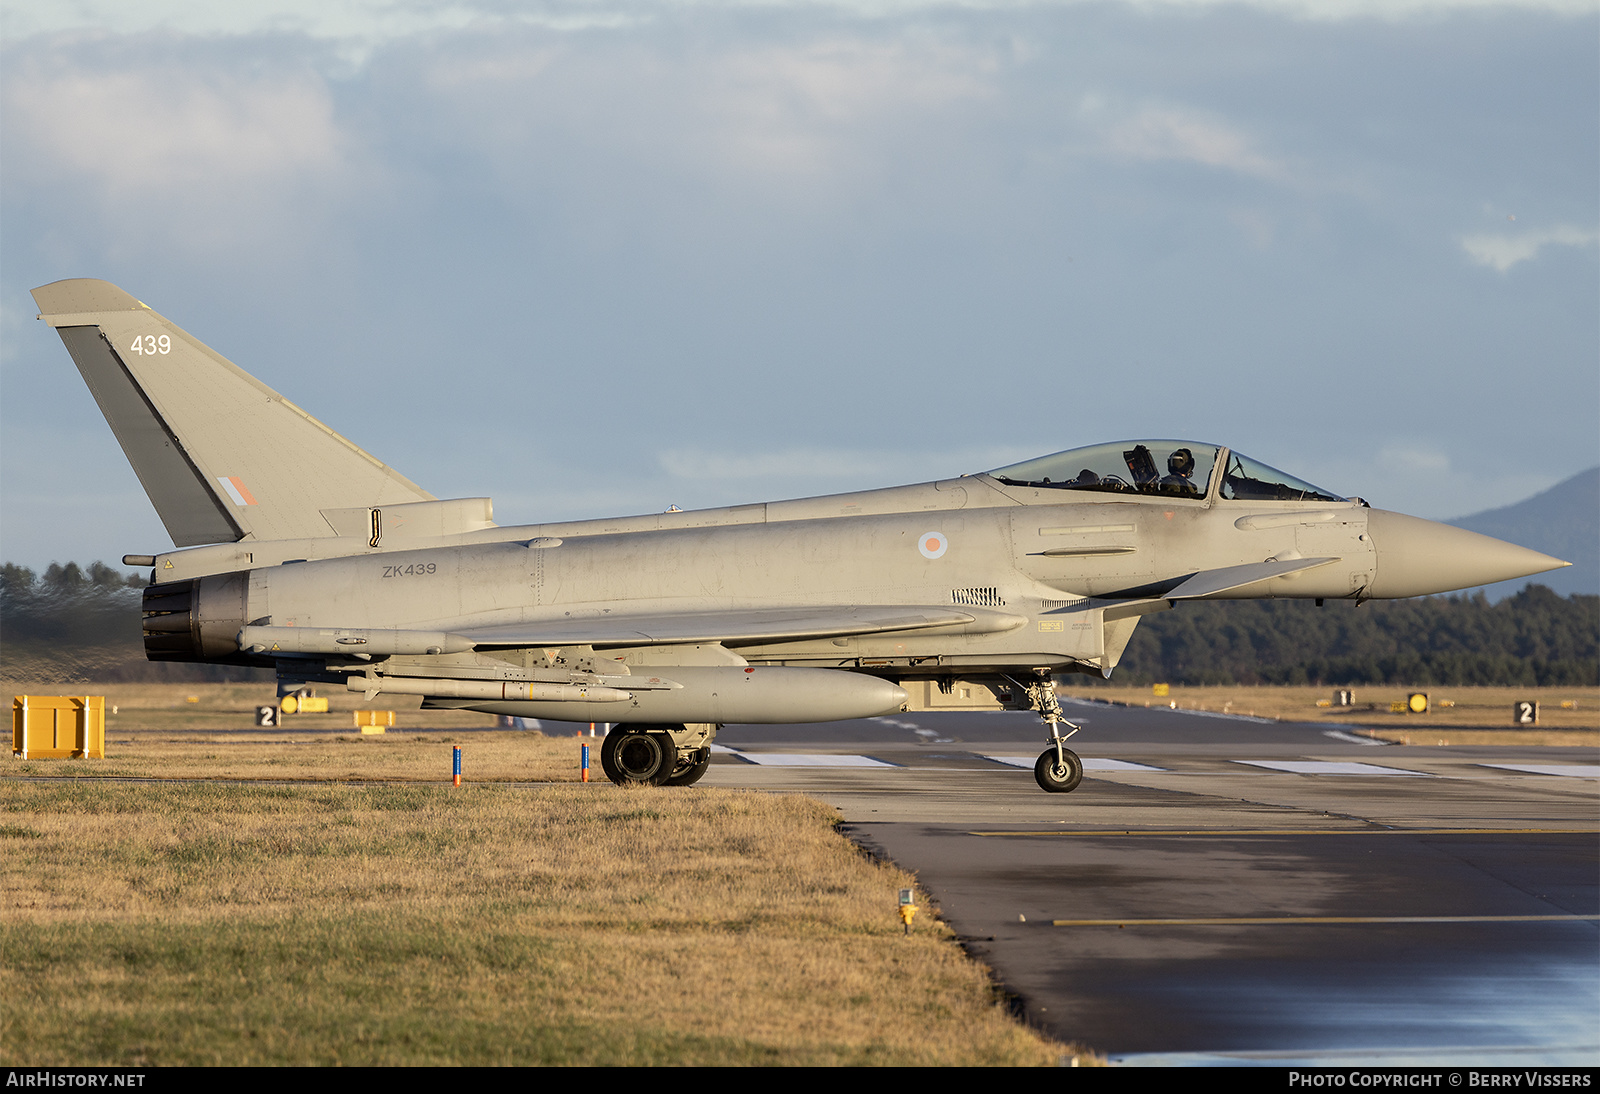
[255,475,1375,626]
[136,441,1568,725]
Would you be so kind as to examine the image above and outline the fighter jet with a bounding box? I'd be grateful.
[31,278,1571,792]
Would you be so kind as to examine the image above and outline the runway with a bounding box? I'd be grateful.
[705,701,1600,1066]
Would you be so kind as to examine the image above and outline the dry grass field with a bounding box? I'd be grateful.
[13,728,590,785]
[1,700,1084,1066]
[9,677,1591,1064]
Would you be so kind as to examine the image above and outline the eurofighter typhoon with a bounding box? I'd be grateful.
[32,279,1571,792]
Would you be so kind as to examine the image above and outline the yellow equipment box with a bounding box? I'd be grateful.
[354,710,395,734]
[13,695,105,759]
[280,695,330,714]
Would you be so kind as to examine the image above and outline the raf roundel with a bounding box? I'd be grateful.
[917,531,949,560]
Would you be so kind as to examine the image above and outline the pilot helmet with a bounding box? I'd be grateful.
[1167,448,1195,477]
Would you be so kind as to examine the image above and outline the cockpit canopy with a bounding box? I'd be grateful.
[986,440,1346,503]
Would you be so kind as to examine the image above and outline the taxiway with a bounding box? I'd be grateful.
[708,701,1599,1065]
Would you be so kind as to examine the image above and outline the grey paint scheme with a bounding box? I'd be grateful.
[55,325,241,546]
[32,279,438,544]
[34,279,1571,738]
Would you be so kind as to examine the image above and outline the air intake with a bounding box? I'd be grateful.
[951,587,1005,607]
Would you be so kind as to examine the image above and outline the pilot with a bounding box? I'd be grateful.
[1160,448,1200,498]
[1071,469,1100,487]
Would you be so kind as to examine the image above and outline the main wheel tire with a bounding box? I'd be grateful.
[599,723,660,784]
[1034,747,1083,793]
[599,729,624,784]
[662,747,711,787]
[601,728,678,786]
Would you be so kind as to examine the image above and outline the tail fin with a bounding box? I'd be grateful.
[33,279,434,547]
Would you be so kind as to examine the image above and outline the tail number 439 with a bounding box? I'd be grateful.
[129,335,171,355]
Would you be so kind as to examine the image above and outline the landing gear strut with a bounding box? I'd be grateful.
[663,748,711,786]
[1027,675,1083,794]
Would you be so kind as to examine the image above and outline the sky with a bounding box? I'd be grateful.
[2,0,1596,571]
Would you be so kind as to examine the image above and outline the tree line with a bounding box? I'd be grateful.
[1,561,1595,687]
[1106,585,1597,687]
[1,561,266,682]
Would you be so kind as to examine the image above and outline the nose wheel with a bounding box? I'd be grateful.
[1034,747,1083,793]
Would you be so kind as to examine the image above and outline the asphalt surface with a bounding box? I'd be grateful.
[706,701,1600,1066]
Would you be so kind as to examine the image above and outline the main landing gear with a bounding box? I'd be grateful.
[599,723,714,787]
[1027,675,1084,794]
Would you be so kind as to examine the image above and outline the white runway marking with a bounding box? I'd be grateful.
[1162,707,1279,724]
[1481,764,1600,779]
[1085,758,1167,772]
[869,717,955,742]
[1322,729,1387,746]
[724,751,900,768]
[985,756,1165,772]
[716,751,1600,780]
[1235,761,1430,777]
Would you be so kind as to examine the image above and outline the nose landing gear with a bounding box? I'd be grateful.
[1026,675,1084,794]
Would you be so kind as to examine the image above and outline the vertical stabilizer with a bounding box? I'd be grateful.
[32,279,434,546]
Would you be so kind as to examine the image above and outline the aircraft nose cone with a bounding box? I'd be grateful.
[1366,509,1571,598]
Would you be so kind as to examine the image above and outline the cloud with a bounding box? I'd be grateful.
[1459,225,1599,272]
[1083,98,1289,182]
[701,36,998,177]
[409,30,1003,200]
[1228,208,1278,250]
[3,0,1596,48]
[1,40,365,258]
[2,0,1595,570]
[9,63,340,193]
[1211,0,1598,16]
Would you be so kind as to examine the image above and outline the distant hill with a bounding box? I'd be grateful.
[1446,466,1599,601]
